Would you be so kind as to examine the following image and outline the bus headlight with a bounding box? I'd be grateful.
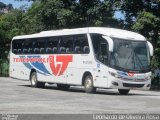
[109,71,131,81]
[109,71,121,79]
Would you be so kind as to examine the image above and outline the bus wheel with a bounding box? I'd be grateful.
[57,84,70,90]
[30,72,45,88]
[118,89,130,95]
[84,75,96,93]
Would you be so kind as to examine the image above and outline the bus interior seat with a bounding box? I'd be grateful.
[18,49,22,53]
[74,46,80,53]
[40,48,45,53]
[34,48,40,54]
[28,48,32,53]
[59,47,66,53]
[13,49,17,54]
[23,49,27,53]
[66,48,71,53]
[53,47,58,53]
[46,48,52,53]
[83,46,89,53]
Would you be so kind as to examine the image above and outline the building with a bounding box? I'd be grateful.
[0,2,13,14]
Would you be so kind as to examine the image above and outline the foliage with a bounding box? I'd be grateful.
[21,1,45,33]
[11,0,120,33]
[0,9,25,60]
[0,9,25,40]
[115,0,160,28]
[132,12,160,47]
[26,0,119,30]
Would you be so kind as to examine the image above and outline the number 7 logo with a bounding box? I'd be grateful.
[49,55,73,76]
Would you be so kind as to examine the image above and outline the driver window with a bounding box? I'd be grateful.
[91,34,109,65]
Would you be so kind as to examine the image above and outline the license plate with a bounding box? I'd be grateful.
[136,75,144,79]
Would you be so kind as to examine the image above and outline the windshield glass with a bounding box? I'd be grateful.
[110,38,150,72]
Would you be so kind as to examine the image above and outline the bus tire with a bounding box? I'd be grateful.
[30,72,45,88]
[118,89,130,95]
[57,84,70,90]
[84,75,96,93]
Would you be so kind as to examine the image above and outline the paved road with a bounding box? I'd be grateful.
[0,77,160,114]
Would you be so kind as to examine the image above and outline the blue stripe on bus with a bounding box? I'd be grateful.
[20,56,51,75]
[27,56,51,75]
[117,71,128,77]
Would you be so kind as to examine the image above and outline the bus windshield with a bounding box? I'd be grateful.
[110,38,150,72]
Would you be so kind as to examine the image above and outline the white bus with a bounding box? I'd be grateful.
[9,27,153,95]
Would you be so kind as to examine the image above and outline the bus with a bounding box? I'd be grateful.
[9,27,153,95]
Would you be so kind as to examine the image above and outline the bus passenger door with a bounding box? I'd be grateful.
[91,34,109,88]
[95,43,109,88]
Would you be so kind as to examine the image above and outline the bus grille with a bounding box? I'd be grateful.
[123,83,144,88]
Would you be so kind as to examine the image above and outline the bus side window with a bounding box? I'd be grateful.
[12,39,22,54]
[12,40,17,54]
[22,39,33,54]
[46,37,59,54]
[60,36,74,54]
[33,38,46,54]
[74,34,89,54]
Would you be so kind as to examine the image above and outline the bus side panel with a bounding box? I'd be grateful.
[10,53,30,80]
[93,63,109,88]
[66,54,99,85]
[66,54,109,88]
[35,54,68,84]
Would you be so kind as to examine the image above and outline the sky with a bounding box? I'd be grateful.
[114,11,124,20]
[1,0,32,8]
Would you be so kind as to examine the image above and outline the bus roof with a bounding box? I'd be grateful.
[13,27,146,41]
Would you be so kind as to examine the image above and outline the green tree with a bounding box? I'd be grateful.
[24,0,119,30]
[74,0,119,27]
[20,1,45,33]
[115,0,160,28]
[0,9,25,60]
[132,12,160,48]
[0,9,25,40]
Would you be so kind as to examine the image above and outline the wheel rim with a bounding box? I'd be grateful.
[31,75,36,86]
[85,78,92,88]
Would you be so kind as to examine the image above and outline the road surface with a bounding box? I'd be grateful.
[0,77,160,114]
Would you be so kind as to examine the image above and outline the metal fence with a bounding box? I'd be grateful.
[0,59,9,77]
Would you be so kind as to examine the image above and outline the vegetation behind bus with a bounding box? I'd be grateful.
[0,59,9,77]
[0,0,160,75]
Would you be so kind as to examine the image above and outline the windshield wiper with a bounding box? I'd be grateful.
[113,65,130,72]
[133,52,145,70]
[113,65,147,73]
[125,50,135,68]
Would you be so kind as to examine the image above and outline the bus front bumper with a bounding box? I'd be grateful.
[109,78,151,90]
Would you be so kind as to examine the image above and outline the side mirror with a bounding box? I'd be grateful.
[102,36,113,52]
[147,41,154,56]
